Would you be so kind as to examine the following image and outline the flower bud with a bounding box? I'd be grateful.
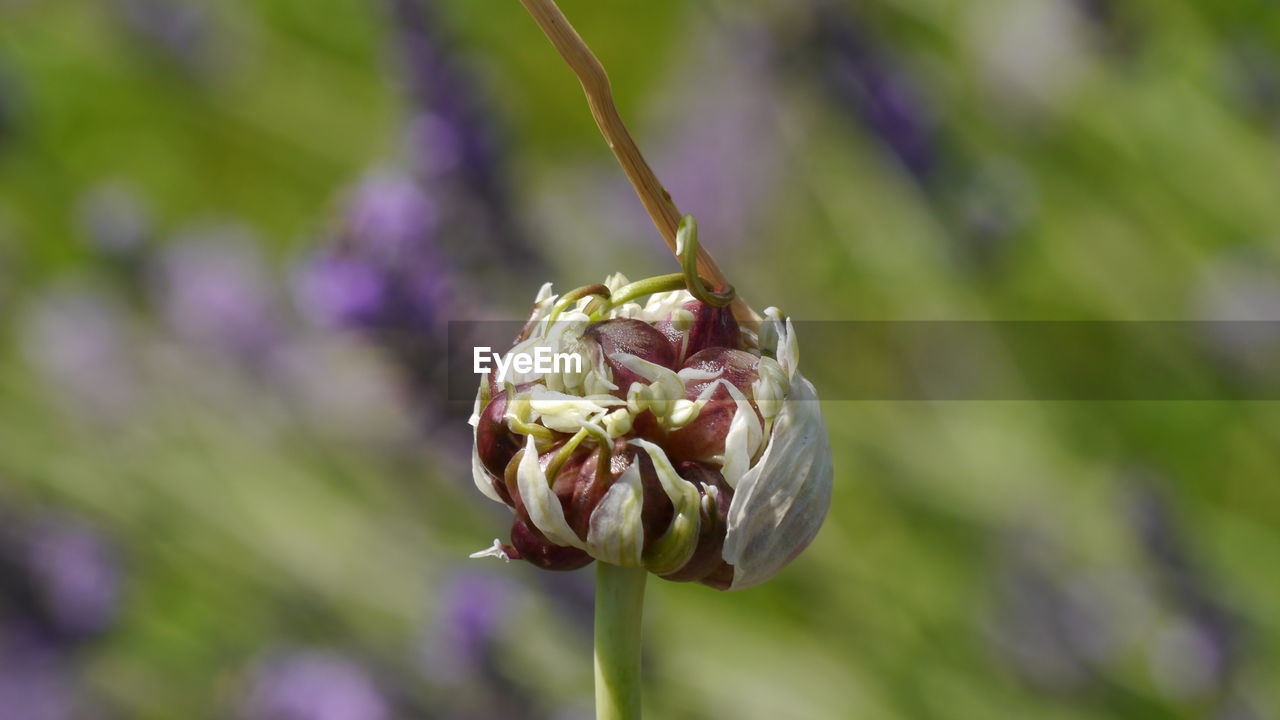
[470,279,832,590]
[655,301,742,364]
[665,348,763,463]
[583,318,676,398]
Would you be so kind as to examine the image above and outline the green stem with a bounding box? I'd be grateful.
[599,273,687,314]
[549,283,612,324]
[594,562,647,720]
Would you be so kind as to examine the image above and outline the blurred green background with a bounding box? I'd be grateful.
[1,0,1278,718]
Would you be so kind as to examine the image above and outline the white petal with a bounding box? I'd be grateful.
[603,273,631,293]
[758,307,783,356]
[668,399,701,428]
[584,372,618,396]
[751,357,789,424]
[468,384,484,428]
[722,374,832,590]
[677,366,720,383]
[757,309,798,380]
[719,380,763,488]
[471,385,504,504]
[586,461,645,566]
[529,389,610,433]
[608,302,645,319]
[640,290,695,322]
[504,386,534,424]
[469,539,510,562]
[668,308,695,332]
[603,408,633,438]
[471,442,504,504]
[630,439,703,575]
[613,352,685,421]
[516,435,585,549]
[779,317,799,380]
[612,352,683,393]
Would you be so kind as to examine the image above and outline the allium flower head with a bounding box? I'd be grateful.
[470,248,832,590]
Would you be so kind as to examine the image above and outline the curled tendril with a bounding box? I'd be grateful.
[597,274,687,317]
[580,215,736,319]
[532,215,742,323]
[677,216,735,308]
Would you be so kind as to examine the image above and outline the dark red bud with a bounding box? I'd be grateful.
[660,462,735,588]
[665,349,762,463]
[563,439,625,541]
[584,318,676,397]
[501,439,680,569]
[682,348,760,395]
[552,442,675,554]
[502,443,582,531]
[657,301,742,364]
[632,448,676,554]
[475,386,525,481]
[509,518,593,571]
[698,562,735,591]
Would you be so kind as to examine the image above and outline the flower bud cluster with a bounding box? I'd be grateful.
[470,275,832,590]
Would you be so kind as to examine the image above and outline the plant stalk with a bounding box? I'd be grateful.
[514,0,759,330]
[594,562,647,720]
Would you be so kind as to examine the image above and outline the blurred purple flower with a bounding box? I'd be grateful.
[984,530,1148,693]
[0,630,76,720]
[1124,479,1242,695]
[296,254,389,331]
[383,0,540,269]
[296,167,471,443]
[405,110,464,180]
[19,283,138,417]
[0,511,121,720]
[4,517,122,643]
[419,571,550,719]
[299,1,542,434]
[296,170,448,337]
[110,0,215,77]
[426,571,511,681]
[648,21,785,250]
[343,171,438,259]
[240,651,391,720]
[805,3,938,181]
[385,0,482,168]
[152,224,282,361]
